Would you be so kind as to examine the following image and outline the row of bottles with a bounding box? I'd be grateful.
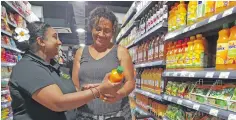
[216,21,236,70]
[168,1,236,32]
[166,34,209,69]
[136,67,163,94]
[138,2,168,37]
[135,34,166,64]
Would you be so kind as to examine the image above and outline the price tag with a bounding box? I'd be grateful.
[205,72,214,78]
[189,72,195,77]
[173,72,178,76]
[168,96,172,101]
[177,99,183,105]
[208,15,218,23]
[180,72,187,77]
[190,24,197,30]
[164,95,168,100]
[209,109,219,117]
[223,7,234,17]
[193,104,200,110]
[183,27,189,33]
[228,114,236,120]
[219,72,230,79]
[166,72,170,76]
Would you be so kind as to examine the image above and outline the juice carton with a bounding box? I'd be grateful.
[216,24,230,70]
[227,21,236,70]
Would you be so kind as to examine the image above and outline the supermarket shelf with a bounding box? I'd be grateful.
[135,88,163,101]
[1,29,12,36]
[2,44,24,53]
[6,116,13,120]
[116,22,135,43]
[163,94,236,120]
[2,78,10,82]
[165,6,236,41]
[121,8,136,28]
[7,20,17,28]
[163,116,170,120]
[1,102,11,109]
[1,89,10,95]
[133,1,155,21]
[163,68,236,79]
[128,21,168,49]
[135,106,150,115]
[134,60,165,68]
[1,62,16,67]
[3,1,27,20]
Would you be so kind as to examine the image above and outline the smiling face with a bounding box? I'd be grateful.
[91,17,113,48]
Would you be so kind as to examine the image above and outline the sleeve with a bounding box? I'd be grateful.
[13,63,56,96]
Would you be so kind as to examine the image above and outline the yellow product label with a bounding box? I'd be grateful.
[205,3,215,13]
[216,1,229,8]
[227,40,236,64]
[216,43,228,65]
[193,50,204,67]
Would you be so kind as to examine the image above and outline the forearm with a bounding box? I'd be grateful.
[118,80,135,98]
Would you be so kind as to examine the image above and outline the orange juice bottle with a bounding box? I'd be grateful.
[229,1,236,8]
[109,66,124,83]
[172,3,179,31]
[215,1,229,14]
[173,41,179,69]
[170,42,176,69]
[166,42,173,69]
[159,34,165,60]
[216,24,230,70]
[227,21,236,70]
[205,1,215,18]
[177,1,187,29]
[186,37,195,68]
[193,36,205,68]
[154,36,160,60]
[187,1,198,25]
[180,38,189,68]
[176,40,183,69]
[168,7,174,31]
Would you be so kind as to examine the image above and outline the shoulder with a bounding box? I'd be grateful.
[117,45,130,60]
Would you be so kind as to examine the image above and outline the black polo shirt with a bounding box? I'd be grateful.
[9,51,76,120]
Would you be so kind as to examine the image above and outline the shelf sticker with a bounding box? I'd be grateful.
[209,109,219,117]
[183,27,189,33]
[180,72,187,77]
[205,72,214,78]
[177,99,183,105]
[219,72,230,79]
[223,7,234,17]
[189,72,195,77]
[164,95,168,100]
[173,72,178,76]
[228,114,236,120]
[166,72,170,76]
[193,104,200,110]
[208,15,218,23]
[190,24,197,30]
[168,96,172,101]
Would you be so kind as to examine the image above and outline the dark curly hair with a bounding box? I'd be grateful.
[88,7,118,34]
[14,21,51,52]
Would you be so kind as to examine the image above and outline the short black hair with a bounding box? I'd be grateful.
[88,7,118,34]
[14,21,51,52]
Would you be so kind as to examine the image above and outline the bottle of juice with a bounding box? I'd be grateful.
[215,1,229,14]
[159,34,165,60]
[148,37,155,62]
[181,38,189,68]
[227,21,236,70]
[175,40,183,69]
[193,36,205,68]
[186,38,194,68]
[109,66,124,83]
[205,1,215,18]
[177,1,187,29]
[141,43,145,63]
[166,42,173,69]
[187,1,198,25]
[216,24,230,70]
[229,1,236,8]
[168,7,174,31]
[197,1,206,22]
[154,36,160,60]
[173,41,179,69]
[145,40,151,63]
[172,3,179,31]
[170,42,176,69]
[150,68,155,92]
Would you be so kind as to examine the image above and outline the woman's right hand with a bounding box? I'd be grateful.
[97,73,121,96]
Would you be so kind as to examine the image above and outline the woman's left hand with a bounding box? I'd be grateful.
[102,93,123,104]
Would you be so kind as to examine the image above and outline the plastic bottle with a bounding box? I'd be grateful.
[177,1,187,29]
[197,1,206,22]
[181,38,189,68]
[175,40,183,69]
[170,42,177,69]
[215,1,229,14]
[216,24,230,70]
[193,35,205,68]
[166,42,173,69]
[154,36,160,60]
[168,7,174,31]
[109,66,124,83]
[186,37,195,68]
[187,1,198,25]
[229,1,236,8]
[148,37,154,62]
[205,1,215,18]
[144,40,150,63]
[227,21,236,70]
[172,3,179,31]
[159,34,165,60]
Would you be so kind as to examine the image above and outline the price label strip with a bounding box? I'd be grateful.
[209,109,219,117]
[219,72,230,79]
[208,15,218,23]
[166,72,170,76]
[222,7,234,17]
[183,27,189,33]
[189,72,196,77]
[168,96,172,101]
[193,104,200,110]
[177,99,183,105]
[164,95,168,100]
[205,72,214,78]
[180,72,187,77]
[228,114,236,120]
[173,72,178,77]
[190,24,197,30]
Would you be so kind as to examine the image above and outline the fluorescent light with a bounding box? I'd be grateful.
[76,28,86,33]
[80,43,85,47]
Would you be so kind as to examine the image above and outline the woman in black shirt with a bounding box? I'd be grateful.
[9,21,121,120]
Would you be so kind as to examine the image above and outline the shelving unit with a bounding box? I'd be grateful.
[116,21,135,43]
[133,1,154,21]
[135,88,163,101]
[135,60,165,68]
[1,29,12,36]
[121,8,136,28]
[2,44,24,53]
[1,62,17,67]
